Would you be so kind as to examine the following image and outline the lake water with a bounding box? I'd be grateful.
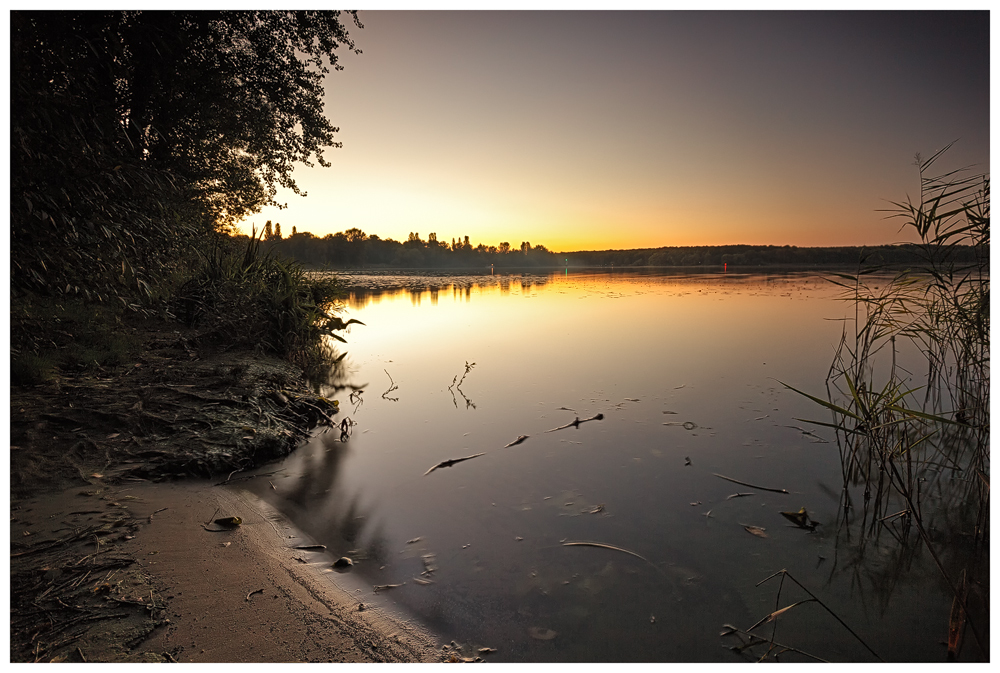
[237,269,973,662]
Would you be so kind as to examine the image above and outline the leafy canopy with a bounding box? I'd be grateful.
[11,10,361,302]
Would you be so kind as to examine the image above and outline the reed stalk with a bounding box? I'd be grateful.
[786,146,989,659]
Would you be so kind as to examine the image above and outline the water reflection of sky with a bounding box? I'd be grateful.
[241,270,962,662]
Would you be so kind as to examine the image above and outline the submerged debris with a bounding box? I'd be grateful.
[373,583,405,593]
[561,540,649,563]
[780,507,820,531]
[528,627,557,641]
[545,413,604,433]
[423,452,486,476]
[714,473,789,494]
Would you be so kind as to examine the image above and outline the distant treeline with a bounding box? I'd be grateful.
[563,243,986,269]
[256,222,986,270]
[259,224,558,268]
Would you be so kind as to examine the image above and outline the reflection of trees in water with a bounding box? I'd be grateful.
[336,273,553,310]
[271,423,390,567]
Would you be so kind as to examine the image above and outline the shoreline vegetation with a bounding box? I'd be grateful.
[10,12,414,661]
[255,223,986,271]
[786,149,990,661]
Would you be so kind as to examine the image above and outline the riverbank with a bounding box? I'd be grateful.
[9,319,442,662]
[10,479,442,662]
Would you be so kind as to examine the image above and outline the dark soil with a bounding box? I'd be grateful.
[11,320,343,501]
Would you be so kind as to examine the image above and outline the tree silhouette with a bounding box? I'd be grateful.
[11,10,362,301]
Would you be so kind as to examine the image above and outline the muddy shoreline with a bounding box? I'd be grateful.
[9,320,444,662]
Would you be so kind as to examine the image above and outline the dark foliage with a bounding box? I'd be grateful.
[254,223,983,271]
[11,10,361,305]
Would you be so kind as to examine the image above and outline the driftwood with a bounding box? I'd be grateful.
[373,583,405,593]
[545,413,605,433]
[561,540,648,562]
[713,473,789,494]
[504,435,529,447]
[423,452,485,476]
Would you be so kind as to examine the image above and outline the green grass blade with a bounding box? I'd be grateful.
[778,381,865,422]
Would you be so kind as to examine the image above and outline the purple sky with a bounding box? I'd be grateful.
[240,10,989,251]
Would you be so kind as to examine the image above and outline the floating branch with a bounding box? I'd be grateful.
[754,569,883,662]
[424,452,486,476]
[720,623,830,663]
[546,413,605,433]
[783,425,829,443]
[373,582,405,593]
[382,369,399,402]
[448,361,477,409]
[504,435,529,447]
[713,473,789,494]
[349,388,364,410]
[561,540,648,563]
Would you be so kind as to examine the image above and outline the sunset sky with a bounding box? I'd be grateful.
[236,10,989,252]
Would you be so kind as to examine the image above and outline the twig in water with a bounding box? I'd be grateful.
[721,625,830,663]
[448,362,477,410]
[373,583,405,593]
[349,388,365,413]
[338,417,357,442]
[746,599,817,633]
[382,369,399,402]
[424,453,486,476]
[561,540,649,563]
[713,473,789,494]
[754,569,883,662]
[545,413,605,433]
[783,425,829,443]
[504,435,529,447]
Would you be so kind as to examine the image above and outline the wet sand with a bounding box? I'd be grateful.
[10,479,443,663]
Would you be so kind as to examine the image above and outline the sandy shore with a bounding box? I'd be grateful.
[10,478,444,663]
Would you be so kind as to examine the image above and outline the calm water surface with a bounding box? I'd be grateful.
[239,270,960,662]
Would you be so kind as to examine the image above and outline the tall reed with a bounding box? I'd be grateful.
[177,227,354,373]
[786,145,989,658]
